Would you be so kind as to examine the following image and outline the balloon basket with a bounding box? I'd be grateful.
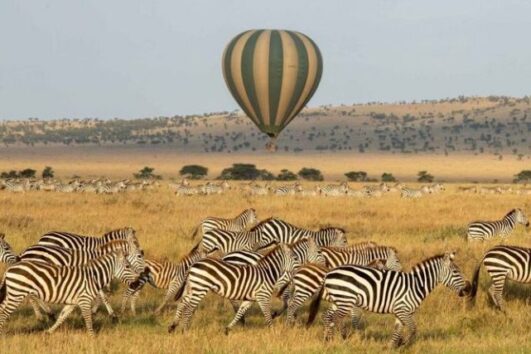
[265,138,278,152]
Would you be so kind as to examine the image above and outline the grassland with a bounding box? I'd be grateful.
[0,184,529,353]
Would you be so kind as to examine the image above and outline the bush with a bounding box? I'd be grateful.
[179,165,208,179]
[0,170,19,179]
[19,168,36,178]
[277,169,298,181]
[134,166,161,180]
[417,170,434,183]
[298,167,324,181]
[381,172,397,182]
[218,163,274,180]
[514,170,531,183]
[345,171,368,182]
[42,166,54,179]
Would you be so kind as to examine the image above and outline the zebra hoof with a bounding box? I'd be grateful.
[271,312,279,319]
[224,327,231,336]
[47,313,56,322]
[111,315,119,324]
[168,324,176,333]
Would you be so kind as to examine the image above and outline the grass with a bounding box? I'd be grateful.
[0,184,530,353]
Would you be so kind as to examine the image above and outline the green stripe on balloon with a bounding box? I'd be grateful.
[267,30,283,136]
[241,30,264,128]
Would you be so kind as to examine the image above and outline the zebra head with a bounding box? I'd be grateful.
[112,250,145,284]
[384,248,402,271]
[439,252,470,297]
[281,243,302,274]
[293,238,325,266]
[247,208,258,226]
[0,233,20,264]
[514,208,529,227]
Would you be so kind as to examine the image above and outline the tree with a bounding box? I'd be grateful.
[417,170,434,183]
[298,167,324,181]
[42,166,54,179]
[0,170,18,179]
[218,163,274,180]
[19,168,36,178]
[514,170,531,183]
[276,169,298,181]
[179,165,208,179]
[134,166,161,180]
[381,172,397,182]
[345,171,368,182]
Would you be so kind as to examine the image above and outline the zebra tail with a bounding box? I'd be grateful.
[468,262,482,305]
[190,225,200,240]
[276,282,290,299]
[306,286,324,327]
[129,267,151,291]
[173,273,190,302]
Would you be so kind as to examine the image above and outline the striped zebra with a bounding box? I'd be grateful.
[469,245,530,311]
[273,182,302,196]
[400,187,426,198]
[346,188,369,198]
[307,252,470,347]
[200,181,231,195]
[36,227,139,249]
[174,184,200,196]
[274,245,401,322]
[167,243,300,333]
[319,182,348,197]
[250,218,346,248]
[191,208,257,239]
[200,229,274,255]
[0,233,19,264]
[0,250,138,336]
[466,209,529,241]
[122,242,205,315]
[248,184,270,196]
[1,181,25,193]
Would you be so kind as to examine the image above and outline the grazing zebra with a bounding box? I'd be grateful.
[400,187,425,198]
[274,183,302,196]
[2,181,25,193]
[466,209,529,241]
[248,184,270,196]
[250,218,347,248]
[346,188,369,198]
[319,182,348,197]
[167,244,300,333]
[307,252,470,347]
[0,251,138,335]
[0,233,19,264]
[123,242,205,315]
[36,227,139,250]
[200,181,230,195]
[469,245,530,311]
[430,183,445,193]
[191,208,257,239]
[273,244,401,322]
[174,184,200,196]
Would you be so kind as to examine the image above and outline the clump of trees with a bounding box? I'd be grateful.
[179,165,208,179]
[0,168,37,179]
[514,170,531,183]
[218,163,274,180]
[345,171,368,182]
[298,168,323,181]
[417,171,434,183]
[134,166,161,180]
[381,172,397,182]
[276,169,298,181]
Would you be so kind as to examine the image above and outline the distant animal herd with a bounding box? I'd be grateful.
[0,205,528,348]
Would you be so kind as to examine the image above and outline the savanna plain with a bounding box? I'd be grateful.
[0,182,529,354]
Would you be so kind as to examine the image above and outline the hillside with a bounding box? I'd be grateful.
[1,96,530,157]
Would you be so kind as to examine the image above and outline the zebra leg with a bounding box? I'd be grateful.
[390,317,405,348]
[488,276,507,312]
[155,282,179,315]
[130,291,140,316]
[272,286,291,319]
[334,307,351,340]
[226,300,253,334]
[0,295,24,335]
[399,313,417,346]
[95,290,118,322]
[28,296,45,321]
[168,290,206,333]
[79,299,96,336]
[286,290,309,325]
[256,293,274,327]
[350,307,363,329]
[322,306,337,341]
[46,305,76,334]
[229,300,245,326]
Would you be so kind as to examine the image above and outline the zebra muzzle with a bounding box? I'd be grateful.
[459,281,472,297]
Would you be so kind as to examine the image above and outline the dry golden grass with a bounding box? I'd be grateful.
[0,184,530,353]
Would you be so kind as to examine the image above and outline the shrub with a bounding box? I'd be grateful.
[345,171,368,182]
[298,168,324,181]
[218,163,274,180]
[134,166,161,180]
[42,166,54,179]
[514,170,531,183]
[417,170,434,183]
[381,172,397,182]
[179,165,208,179]
[0,170,19,179]
[19,168,36,178]
[277,169,298,181]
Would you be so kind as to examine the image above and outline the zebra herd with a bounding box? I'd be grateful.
[0,178,159,194]
[0,207,529,347]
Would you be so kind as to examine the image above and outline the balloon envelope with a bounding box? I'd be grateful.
[222,29,323,140]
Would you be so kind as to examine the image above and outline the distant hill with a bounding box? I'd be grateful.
[1,96,530,157]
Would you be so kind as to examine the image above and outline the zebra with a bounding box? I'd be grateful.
[273,182,302,196]
[319,182,348,197]
[199,229,274,255]
[200,181,231,195]
[167,243,301,334]
[248,184,270,196]
[400,187,426,198]
[122,242,205,315]
[273,245,401,322]
[174,184,200,196]
[469,245,530,311]
[363,183,390,198]
[36,227,139,250]
[0,233,19,264]
[250,218,347,248]
[0,250,139,336]
[2,181,25,193]
[466,208,529,241]
[307,252,471,347]
[430,183,445,193]
[346,188,369,198]
[191,208,257,239]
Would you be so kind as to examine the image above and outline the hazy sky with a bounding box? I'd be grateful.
[1,0,530,120]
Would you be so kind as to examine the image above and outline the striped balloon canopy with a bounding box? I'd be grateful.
[222,29,323,151]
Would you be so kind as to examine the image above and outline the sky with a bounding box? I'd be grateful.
[1,0,530,120]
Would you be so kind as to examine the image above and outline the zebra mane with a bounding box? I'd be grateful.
[504,209,517,218]
[249,217,276,231]
[411,254,446,273]
[98,240,129,253]
[318,227,345,233]
[257,243,285,261]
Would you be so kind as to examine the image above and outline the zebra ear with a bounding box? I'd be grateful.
[444,251,456,261]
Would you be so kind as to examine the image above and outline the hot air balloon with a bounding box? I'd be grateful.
[222,29,323,151]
